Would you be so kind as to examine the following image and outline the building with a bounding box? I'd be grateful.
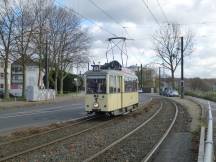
[128,65,157,92]
[11,57,44,96]
[0,60,11,92]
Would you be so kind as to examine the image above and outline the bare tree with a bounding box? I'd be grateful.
[0,0,15,99]
[153,24,194,88]
[32,0,53,87]
[0,0,90,98]
[57,12,90,94]
[48,6,90,94]
[13,0,37,97]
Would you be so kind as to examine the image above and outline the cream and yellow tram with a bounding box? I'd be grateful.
[84,64,138,115]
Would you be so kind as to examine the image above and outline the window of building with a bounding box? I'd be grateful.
[0,62,4,68]
[0,84,4,89]
[0,73,4,79]
[12,66,22,73]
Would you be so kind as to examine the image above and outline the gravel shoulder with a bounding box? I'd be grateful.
[169,97,201,132]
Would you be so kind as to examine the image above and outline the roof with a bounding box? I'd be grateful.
[85,68,137,79]
[12,56,38,66]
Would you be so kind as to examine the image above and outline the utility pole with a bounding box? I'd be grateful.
[159,67,161,95]
[140,64,143,90]
[181,36,184,99]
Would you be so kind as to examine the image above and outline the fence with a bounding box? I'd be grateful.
[204,102,214,162]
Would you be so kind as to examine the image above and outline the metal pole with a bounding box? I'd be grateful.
[159,67,161,95]
[181,36,184,99]
[140,64,143,90]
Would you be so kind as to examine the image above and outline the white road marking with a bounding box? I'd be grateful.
[0,104,83,119]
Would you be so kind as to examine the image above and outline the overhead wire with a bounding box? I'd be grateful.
[54,0,118,37]
[140,0,161,26]
[88,0,126,32]
[86,0,143,65]
[155,0,169,24]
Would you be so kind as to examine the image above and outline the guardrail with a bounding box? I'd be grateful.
[203,101,214,162]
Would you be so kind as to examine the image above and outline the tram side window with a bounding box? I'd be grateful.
[133,79,138,91]
[125,78,137,92]
[116,76,121,93]
[109,75,116,93]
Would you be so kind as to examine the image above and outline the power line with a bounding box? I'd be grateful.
[155,0,169,24]
[83,0,142,65]
[140,0,161,26]
[55,0,118,37]
[88,0,126,33]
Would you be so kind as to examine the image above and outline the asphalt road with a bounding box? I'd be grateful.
[0,93,152,135]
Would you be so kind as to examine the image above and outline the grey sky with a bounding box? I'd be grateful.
[64,0,216,78]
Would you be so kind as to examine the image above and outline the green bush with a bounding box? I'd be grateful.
[44,71,83,93]
[185,91,216,102]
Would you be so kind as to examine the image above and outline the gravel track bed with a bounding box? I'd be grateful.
[91,99,175,162]
[0,119,105,159]
[7,100,160,162]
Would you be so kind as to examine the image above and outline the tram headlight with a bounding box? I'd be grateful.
[93,102,99,108]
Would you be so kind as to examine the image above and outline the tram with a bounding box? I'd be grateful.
[84,61,139,116]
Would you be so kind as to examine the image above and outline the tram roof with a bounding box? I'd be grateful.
[85,69,137,78]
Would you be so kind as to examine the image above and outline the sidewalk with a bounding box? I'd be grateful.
[0,93,84,111]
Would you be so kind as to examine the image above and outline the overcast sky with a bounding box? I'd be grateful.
[62,0,216,78]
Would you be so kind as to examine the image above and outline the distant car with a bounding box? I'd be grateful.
[162,88,170,96]
[168,90,179,97]
[138,89,143,93]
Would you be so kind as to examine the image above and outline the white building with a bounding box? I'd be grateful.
[0,60,11,92]
[10,57,44,96]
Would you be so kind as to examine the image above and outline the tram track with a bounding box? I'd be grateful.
[0,115,94,145]
[0,99,162,162]
[84,99,178,162]
[0,115,99,162]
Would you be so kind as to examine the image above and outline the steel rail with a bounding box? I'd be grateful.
[0,120,108,162]
[0,99,155,162]
[83,102,164,162]
[0,115,95,147]
[141,101,178,162]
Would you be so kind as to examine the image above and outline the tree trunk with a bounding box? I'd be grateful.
[38,64,42,88]
[171,69,175,89]
[54,68,58,94]
[22,63,26,98]
[60,72,63,95]
[4,55,9,99]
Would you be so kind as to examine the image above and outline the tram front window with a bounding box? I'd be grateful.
[86,78,106,94]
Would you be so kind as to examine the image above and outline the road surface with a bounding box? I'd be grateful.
[0,93,152,135]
